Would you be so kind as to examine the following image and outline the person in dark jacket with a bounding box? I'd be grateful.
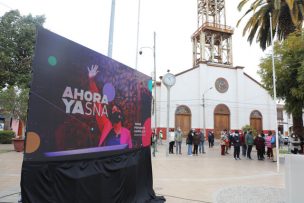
[228,131,234,150]
[208,131,215,147]
[198,130,205,154]
[187,129,194,156]
[240,131,247,157]
[208,131,212,148]
[261,132,266,158]
[254,132,265,160]
[193,130,200,155]
[233,130,241,160]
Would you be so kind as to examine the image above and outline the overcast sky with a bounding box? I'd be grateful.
[0,0,268,81]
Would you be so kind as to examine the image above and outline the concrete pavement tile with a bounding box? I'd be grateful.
[214,186,285,203]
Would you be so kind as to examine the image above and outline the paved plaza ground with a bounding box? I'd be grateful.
[0,141,285,203]
[152,141,285,203]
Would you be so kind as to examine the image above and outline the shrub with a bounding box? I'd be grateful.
[241,125,257,137]
[0,130,15,144]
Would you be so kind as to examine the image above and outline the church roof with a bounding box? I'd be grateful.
[243,72,265,89]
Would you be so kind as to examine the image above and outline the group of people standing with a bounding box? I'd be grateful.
[152,128,214,157]
[151,128,185,156]
[151,127,282,163]
[186,129,206,156]
[220,129,242,159]
[220,129,278,162]
[168,128,183,154]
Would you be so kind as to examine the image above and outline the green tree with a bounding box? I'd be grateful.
[0,10,45,88]
[258,30,304,136]
[0,86,29,122]
[242,124,257,137]
[237,0,304,50]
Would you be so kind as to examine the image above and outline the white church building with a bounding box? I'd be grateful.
[153,0,277,139]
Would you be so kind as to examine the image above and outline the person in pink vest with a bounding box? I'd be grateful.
[265,131,273,159]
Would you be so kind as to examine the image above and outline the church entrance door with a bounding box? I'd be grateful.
[175,105,191,137]
[250,110,263,133]
[214,104,230,139]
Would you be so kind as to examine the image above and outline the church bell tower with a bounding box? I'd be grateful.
[192,0,233,66]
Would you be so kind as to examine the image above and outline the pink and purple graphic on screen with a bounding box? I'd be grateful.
[103,83,115,102]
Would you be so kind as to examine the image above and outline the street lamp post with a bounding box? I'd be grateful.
[135,0,141,70]
[166,86,170,157]
[162,70,176,156]
[152,32,157,138]
[108,0,116,58]
[269,13,279,173]
[139,32,157,137]
[202,87,213,135]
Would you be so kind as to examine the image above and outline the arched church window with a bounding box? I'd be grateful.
[175,105,191,115]
[250,110,262,118]
[214,104,230,115]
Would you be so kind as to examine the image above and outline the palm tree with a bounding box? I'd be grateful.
[237,0,303,50]
[284,0,304,25]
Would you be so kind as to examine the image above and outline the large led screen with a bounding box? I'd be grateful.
[24,28,152,161]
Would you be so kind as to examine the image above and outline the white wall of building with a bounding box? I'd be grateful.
[158,68,201,129]
[240,73,277,131]
[201,64,240,130]
[154,63,277,132]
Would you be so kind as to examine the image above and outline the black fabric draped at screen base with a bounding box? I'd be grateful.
[21,147,165,203]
